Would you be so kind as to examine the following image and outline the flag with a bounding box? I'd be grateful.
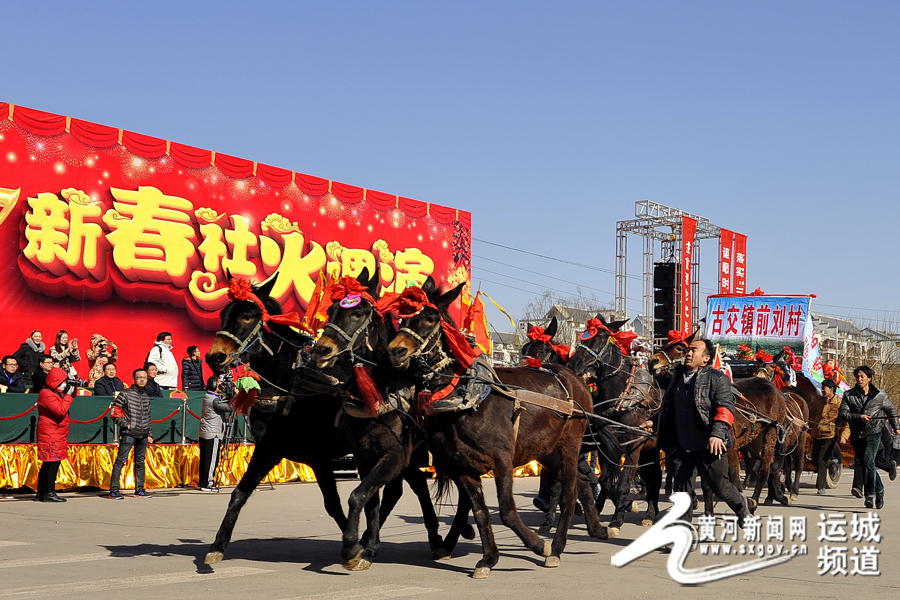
[461,292,492,355]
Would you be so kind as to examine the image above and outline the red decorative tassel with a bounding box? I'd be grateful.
[231,389,258,415]
[354,364,384,416]
[416,390,433,428]
[773,371,785,390]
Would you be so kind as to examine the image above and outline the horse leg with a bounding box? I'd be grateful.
[543,447,580,568]
[727,448,743,492]
[608,452,637,534]
[489,458,549,558]
[538,479,562,533]
[455,474,500,579]
[433,485,474,560]
[403,466,444,550]
[640,457,662,526]
[575,467,609,539]
[751,430,778,512]
[205,448,283,564]
[342,457,405,570]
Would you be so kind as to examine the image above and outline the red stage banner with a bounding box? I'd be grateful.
[733,233,747,295]
[681,216,696,335]
[0,102,472,374]
[719,228,734,294]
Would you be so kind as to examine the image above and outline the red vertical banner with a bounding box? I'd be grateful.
[719,229,734,294]
[681,216,697,334]
[733,233,747,294]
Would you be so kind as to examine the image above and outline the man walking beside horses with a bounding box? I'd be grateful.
[839,365,900,509]
[658,338,749,523]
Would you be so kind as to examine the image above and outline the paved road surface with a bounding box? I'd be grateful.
[1,472,897,599]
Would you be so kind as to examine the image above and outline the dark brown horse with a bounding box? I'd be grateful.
[386,278,620,578]
[307,270,472,570]
[203,276,352,565]
[566,316,662,533]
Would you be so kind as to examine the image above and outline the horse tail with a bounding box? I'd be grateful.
[432,467,455,507]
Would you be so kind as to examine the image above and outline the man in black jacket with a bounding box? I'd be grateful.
[108,369,154,499]
[658,338,748,522]
[93,363,125,397]
[30,355,55,393]
[1,356,25,393]
[840,365,900,509]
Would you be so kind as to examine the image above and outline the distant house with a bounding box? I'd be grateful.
[517,304,619,355]
[490,331,519,367]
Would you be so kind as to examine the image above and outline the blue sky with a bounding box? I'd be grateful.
[6,2,900,332]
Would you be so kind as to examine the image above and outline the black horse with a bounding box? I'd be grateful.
[306,270,472,570]
[566,315,663,534]
[386,278,621,578]
[203,276,353,565]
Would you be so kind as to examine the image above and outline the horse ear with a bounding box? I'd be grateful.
[422,276,437,299]
[772,348,788,363]
[225,269,233,283]
[255,272,279,299]
[545,316,559,338]
[684,326,701,345]
[608,319,628,332]
[436,282,465,311]
[356,267,379,299]
[596,313,608,325]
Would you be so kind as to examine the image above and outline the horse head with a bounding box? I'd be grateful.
[386,276,464,373]
[206,272,310,376]
[567,314,628,378]
[308,268,386,382]
[520,316,563,366]
[647,328,698,376]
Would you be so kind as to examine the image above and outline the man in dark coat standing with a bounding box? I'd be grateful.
[658,338,748,521]
[108,369,154,499]
[840,365,900,509]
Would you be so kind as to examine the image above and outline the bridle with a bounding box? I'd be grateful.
[573,334,615,377]
[397,314,453,382]
[322,311,374,363]
[649,343,687,373]
[215,310,275,368]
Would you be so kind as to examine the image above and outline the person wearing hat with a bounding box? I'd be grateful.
[35,368,76,502]
[809,379,842,495]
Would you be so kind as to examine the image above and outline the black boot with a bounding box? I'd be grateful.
[44,493,66,503]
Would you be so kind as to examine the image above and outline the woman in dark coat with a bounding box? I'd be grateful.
[181,346,204,391]
[13,330,46,390]
[36,368,75,502]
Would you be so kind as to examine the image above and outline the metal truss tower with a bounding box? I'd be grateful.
[615,201,723,346]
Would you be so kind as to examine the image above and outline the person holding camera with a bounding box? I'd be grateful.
[86,334,117,388]
[50,330,81,379]
[35,368,76,502]
[108,368,154,499]
[198,375,233,491]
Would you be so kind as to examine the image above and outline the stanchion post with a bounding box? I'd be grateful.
[113,420,119,444]
[181,398,187,445]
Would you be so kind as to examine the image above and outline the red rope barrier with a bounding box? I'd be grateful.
[69,406,111,424]
[186,406,202,420]
[0,404,37,420]
[151,406,183,423]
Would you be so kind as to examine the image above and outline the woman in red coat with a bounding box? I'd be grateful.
[36,368,75,502]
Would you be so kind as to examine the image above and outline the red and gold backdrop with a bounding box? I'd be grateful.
[0,103,472,370]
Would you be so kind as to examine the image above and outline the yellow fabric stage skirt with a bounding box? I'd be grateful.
[0,444,316,491]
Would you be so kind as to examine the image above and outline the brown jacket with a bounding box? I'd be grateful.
[810,394,842,439]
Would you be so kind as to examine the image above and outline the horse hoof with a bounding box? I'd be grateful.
[472,567,491,579]
[433,548,452,561]
[630,501,639,514]
[537,525,551,534]
[590,527,609,540]
[544,556,561,568]
[539,540,552,557]
[790,494,798,503]
[779,496,790,506]
[428,536,444,551]
[641,519,653,527]
[607,527,620,539]
[342,548,364,571]
[204,551,223,565]
[462,524,476,540]
[746,499,757,514]
[351,559,372,571]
